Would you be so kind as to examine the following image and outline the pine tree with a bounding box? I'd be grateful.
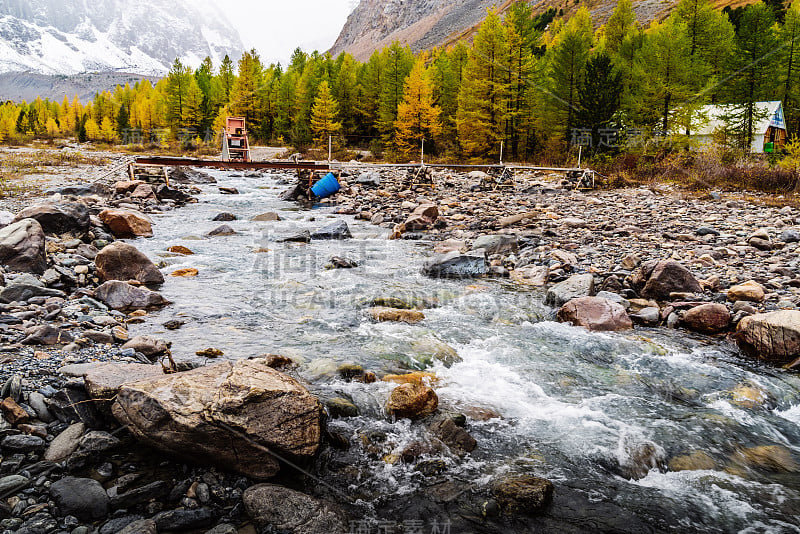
[310,80,341,146]
[333,53,359,137]
[218,55,235,103]
[99,116,116,142]
[456,10,509,158]
[377,42,414,147]
[395,55,442,160]
[165,58,192,132]
[543,6,593,142]
[721,2,780,149]
[183,76,204,132]
[230,50,263,129]
[577,52,622,149]
[504,1,539,158]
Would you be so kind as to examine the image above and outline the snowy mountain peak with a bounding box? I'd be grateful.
[0,0,244,75]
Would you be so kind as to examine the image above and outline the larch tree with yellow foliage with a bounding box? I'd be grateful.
[394,55,441,160]
[310,80,341,147]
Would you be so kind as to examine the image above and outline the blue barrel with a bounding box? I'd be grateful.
[311,172,340,198]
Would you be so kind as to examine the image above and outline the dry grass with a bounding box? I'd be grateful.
[0,150,110,173]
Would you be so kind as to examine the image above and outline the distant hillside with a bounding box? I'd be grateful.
[329,0,757,61]
[0,71,158,103]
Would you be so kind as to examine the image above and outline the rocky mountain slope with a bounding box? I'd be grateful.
[0,0,244,76]
[329,0,747,61]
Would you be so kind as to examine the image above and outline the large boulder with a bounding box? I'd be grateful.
[93,281,170,311]
[630,260,702,300]
[14,202,90,235]
[682,303,730,334]
[112,358,323,479]
[556,296,632,332]
[98,208,153,238]
[421,251,487,278]
[545,274,594,307]
[84,363,167,401]
[311,220,351,240]
[0,218,47,273]
[736,310,800,363]
[95,242,164,284]
[243,484,346,534]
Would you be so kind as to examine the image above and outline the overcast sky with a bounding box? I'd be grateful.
[222,0,358,66]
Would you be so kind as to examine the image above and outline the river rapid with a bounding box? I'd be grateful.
[131,169,800,533]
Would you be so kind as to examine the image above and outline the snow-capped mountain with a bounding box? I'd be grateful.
[0,0,244,75]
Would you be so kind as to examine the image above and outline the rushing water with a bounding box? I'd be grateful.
[131,170,800,533]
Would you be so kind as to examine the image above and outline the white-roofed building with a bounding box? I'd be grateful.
[688,101,786,153]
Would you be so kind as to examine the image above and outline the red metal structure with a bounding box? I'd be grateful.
[221,117,251,162]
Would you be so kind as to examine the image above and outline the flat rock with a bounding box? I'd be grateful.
[84,363,167,400]
[112,358,323,479]
[251,212,281,221]
[206,224,236,237]
[471,234,518,255]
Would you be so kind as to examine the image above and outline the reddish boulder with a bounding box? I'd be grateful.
[557,296,633,332]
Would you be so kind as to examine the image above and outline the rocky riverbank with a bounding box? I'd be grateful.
[323,167,800,368]
[0,156,798,534]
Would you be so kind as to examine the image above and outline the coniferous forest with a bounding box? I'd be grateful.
[3,0,800,167]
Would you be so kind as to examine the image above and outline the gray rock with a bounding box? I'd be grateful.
[118,519,157,534]
[99,516,145,534]
[1,434,45,452]
[211,212,237,221]
[153,508,216,531]
[206,224,236,237]
[545,274,595,307]
[471,234,519,255]
[14,202,90,235]
[22,324,74,345]
[311,220,352,240]
[28,391,53,422]
[251,212,281,222]
[422,251,487,278]
[632,306,661,326]
[0,282,65,303]
[93,281,170,311]
[357,171,381,186]
[595,290,630,310]
[780,229,800,243]
[0,474,28,495]
[121,335,169,359]
[243,484,347,534]
[49,477,109,522]
[44,422,85,461]
[279,230,311,243]
[79,431,120,452]
[0,218,47,273]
